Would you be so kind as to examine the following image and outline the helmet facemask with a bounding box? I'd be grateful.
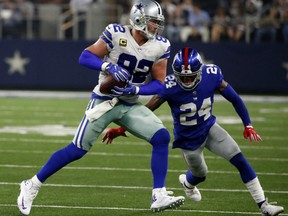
[174,66,202,90]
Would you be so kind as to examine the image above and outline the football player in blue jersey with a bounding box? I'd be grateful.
[17,1,185,215]
[103,48,284,216]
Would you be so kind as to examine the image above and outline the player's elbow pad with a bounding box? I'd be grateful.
[79,50,104,71]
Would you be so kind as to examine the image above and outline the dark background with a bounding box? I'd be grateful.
[1,40,288,94]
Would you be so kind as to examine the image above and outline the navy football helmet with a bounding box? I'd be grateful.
[172,48,203,90]
[129,0,165,39]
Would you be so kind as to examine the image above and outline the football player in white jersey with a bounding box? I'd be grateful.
[17,0,185,215]
[103,48,284,216]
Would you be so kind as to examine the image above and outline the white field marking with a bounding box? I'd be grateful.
[1,164,288,177]
[157,115,266,124]
[238,145,288,150]
[3,204,287,215]
[0,111,279,125]
[0,116,267,125]
[0,137,70,144]
[0,90,91,98]
[1,182,288,194]
[0,119,80,126]
[0,125,130,137]
[0,132,287,144]
[0,105,83,113]
[259,107,288,114]
[0,148,288,162]
[0,118,286,136]
[0,125,77,136]
[1,90,288,103]
[1,135,288,146]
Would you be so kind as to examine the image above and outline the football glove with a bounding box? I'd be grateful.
[111,82,139,96]
[243,125,262,142]
[105,63,131,83]
[102,127,127,144]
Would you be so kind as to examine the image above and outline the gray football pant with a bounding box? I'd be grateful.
[181,123,241,178]
[73,98,165,151]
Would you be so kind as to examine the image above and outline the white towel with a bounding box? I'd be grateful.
[85,97,119,122]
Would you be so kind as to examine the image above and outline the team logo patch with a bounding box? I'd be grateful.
[119,39,127,47]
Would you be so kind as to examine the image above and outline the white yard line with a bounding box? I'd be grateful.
[3,203,288,215]
[0,90,287,102]
[0,90,91,99]
[0,136,288,146]
[1,181,288,194]
[0,148,288,162]
[0,164,288,177]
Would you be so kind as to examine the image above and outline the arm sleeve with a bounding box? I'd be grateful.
[220,84,251,126]
[138,79,163,95]
[79,50,105,71]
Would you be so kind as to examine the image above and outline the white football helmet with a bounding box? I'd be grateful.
[129,0,165,39]
[172,48,203,90]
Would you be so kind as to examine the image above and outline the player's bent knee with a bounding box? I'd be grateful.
[150,128,170,147]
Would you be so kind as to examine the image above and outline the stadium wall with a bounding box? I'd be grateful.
[0,40,287,94]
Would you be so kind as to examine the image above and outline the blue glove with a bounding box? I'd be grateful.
[111,82,139,96]
[105,63,131,83]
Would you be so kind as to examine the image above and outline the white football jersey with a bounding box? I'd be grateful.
[93,24,171,104]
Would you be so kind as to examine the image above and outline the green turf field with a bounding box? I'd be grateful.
[0,94,287,216]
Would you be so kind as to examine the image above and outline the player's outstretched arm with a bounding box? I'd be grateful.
[219,80,262,142]
[145,95,166,111]
[111,80,163,96]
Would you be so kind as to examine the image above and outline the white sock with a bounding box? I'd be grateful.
[245,177,265,203]
[184,180,195,189]
[31,175,42,189]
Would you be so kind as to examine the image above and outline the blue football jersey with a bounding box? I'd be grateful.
[159,64,223,150]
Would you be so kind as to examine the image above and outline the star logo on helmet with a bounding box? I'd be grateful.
[136,2,144,10]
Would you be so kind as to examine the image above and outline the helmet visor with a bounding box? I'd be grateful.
[175,70,201,89]
[178,74,198,85]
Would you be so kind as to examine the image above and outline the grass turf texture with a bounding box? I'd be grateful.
[0,96,287,216]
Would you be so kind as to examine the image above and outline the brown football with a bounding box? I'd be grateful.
[99,74,127,94]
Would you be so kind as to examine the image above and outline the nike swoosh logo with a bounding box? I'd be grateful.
[22,197,27,210]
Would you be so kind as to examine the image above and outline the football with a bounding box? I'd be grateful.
[99,74,127,94]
